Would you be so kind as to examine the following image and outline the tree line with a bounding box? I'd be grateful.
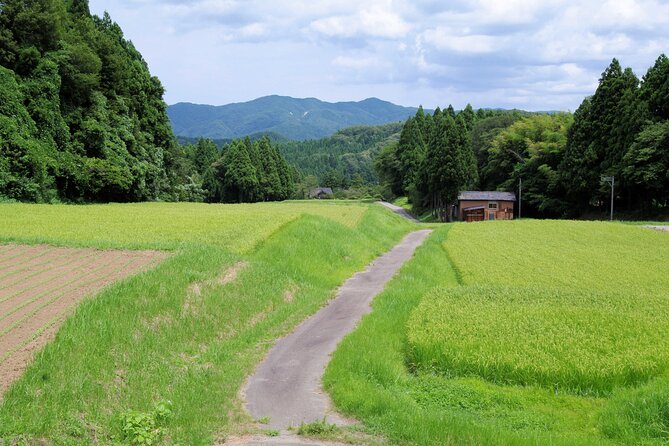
[377,55,669,219]
[170,137,295,203]
[0,0,296,205]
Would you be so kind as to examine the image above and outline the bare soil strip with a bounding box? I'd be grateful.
[0,245,48,270]
[0,250,100,302]
[244,229,432,431]
[0,244,167,396]
[0,246,87,282]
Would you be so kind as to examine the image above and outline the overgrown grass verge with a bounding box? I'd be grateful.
[326,220,669,445]
[0,202,414,444]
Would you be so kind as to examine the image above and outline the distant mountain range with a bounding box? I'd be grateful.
[167,95,421,140]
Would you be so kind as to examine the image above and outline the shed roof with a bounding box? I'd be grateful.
[309,187,333,197]
[458,191,516,202]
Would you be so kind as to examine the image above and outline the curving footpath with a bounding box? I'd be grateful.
[243,228,432,435]
[378,201,420,222]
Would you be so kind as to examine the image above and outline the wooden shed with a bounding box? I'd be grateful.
[457,191,516,222]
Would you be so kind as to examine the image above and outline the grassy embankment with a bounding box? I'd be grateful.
[326,220,669,445]
[0,201,414,445]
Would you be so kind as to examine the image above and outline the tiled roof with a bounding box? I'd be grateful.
[458,191,517,201]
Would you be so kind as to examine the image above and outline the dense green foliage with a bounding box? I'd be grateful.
[376,105,492,219]
[381,56,669,219]
[0,0,179,202]
[207,137,295,203]
[0,202,414,444]
[561,56,669,216]
[277,122,402,191]
[168,96,417,140]
[482,113,574,216]
[0,1,296,205]
[327,221,669,445]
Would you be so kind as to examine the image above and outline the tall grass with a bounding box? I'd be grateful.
[326,220,669,445]
[0,203,414,444]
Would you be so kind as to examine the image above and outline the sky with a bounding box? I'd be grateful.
[87,0,669,111]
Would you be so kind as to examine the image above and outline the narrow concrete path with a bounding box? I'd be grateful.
[244,229,432,430]
[378,201,420,222]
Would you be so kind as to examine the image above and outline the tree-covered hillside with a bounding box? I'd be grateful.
[168,96,417,140]
[0,0,184,202]
[277,122,402,188]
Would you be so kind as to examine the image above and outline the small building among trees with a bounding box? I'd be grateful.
[309,187,334,199]
[458,191,516,222]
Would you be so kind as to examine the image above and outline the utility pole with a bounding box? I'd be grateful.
[518,177,522,219]
[601,176,615,221]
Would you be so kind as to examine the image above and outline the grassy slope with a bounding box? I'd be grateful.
[326,221,669,445]
[0,202,414,445]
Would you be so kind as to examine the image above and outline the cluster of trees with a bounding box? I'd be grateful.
[378,56,669,219]
[376,105,500,219]
[562,56,669,216]
[207,137,295,203]
[0,0,181,202]
[172,137,295,203]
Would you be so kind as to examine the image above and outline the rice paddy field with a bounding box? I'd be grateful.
[0,201,414,445]
[326,220,669,445]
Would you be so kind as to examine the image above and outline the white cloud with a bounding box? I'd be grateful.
[87,0,669,111]
[421,27,497,53]
[309,5,410,39]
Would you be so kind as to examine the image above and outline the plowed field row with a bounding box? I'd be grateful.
[0,244,166,395]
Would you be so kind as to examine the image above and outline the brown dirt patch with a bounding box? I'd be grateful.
[217,261,249,285]
[283,284,299,303]
[0,244,167,397]
[182,261,250,316]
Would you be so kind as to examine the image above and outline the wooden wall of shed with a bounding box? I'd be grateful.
[458,200,515,221]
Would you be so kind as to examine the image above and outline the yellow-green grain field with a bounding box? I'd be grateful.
[326,220,669,446]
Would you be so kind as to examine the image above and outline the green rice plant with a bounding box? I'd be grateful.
[0,201,368,252]
[0,203,414,444]
[446,220,669,294]
[407,285,669,394]
[325,227,606,445]
[326,219,669,445]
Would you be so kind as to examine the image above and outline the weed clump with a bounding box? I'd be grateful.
[119,400,173,446]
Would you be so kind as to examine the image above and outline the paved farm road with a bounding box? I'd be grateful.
[243,228,432,432]
[378,201,420,222]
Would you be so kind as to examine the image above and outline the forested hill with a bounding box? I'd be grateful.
[276,122,402,187]
[168,96,418,140]
[0,0,178,202]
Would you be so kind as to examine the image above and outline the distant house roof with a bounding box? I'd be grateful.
[462,205,485,211]
[309,187,333,198]
[458,191,517,202]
